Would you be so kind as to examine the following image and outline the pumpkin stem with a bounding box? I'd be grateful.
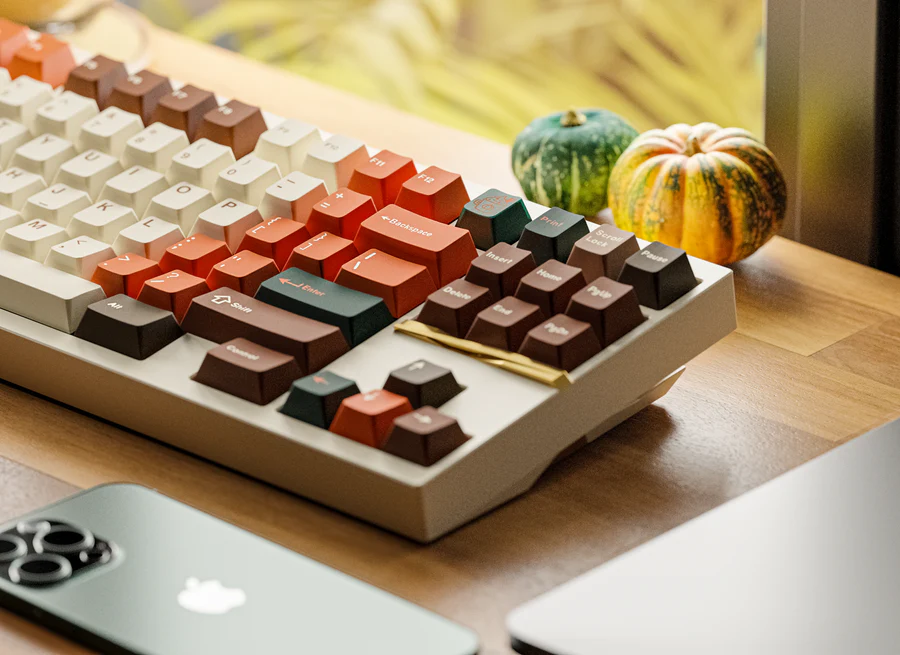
[684,134,704,156]
[560,108,587,128]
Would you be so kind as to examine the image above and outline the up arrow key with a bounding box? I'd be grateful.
[409,361,426,371]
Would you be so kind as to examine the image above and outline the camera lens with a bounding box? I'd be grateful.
[78,541,113,566]
[34,524,95,556]
[0,534,27,563]
[16,520,51,537]
[8,554,72,586]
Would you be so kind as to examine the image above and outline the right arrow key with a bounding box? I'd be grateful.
[383,407,470,466]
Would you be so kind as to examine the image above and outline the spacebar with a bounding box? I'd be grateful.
[0,251,106,333]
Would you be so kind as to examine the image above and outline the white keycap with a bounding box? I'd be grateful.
[67,200,137,243]
[0,218,68,261]
[259,171,328,223]
[302,134,368,193]
[143,182,215,234]
[54,149,123,200]
[99,166,168,216]
[0,205,22,233]
[22,183,92,226]
[0,250,106,333]
[0,76,54,128]
[213,154,281,205]
[33,91,99,141]
[167,138,235,189]
[11,134,77,182]
[77,107,144,157]
[45,235,115,280]
[0,167,47,209]
[254,119,322,176]
[0,69,10,90]
[0,118,30,168]
[113,216,183,261]
[191,198,262,253]
[122,122,189,173]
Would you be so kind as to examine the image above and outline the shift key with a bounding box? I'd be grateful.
[181,289,349,374]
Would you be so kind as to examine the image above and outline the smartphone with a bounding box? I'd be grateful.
[0,483,479,655]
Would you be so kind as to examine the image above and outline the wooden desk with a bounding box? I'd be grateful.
[4,18,900,655]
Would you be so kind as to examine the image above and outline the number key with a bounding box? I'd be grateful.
[64,55,129,109]
[107,70,173,125]
[8,34,76,88]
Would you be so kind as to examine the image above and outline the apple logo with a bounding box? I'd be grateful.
[177,577,247,615]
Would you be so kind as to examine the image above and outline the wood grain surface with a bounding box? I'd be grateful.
[1,13,898,655]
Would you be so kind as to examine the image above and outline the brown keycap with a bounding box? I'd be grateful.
[181,289,349,375]
[518,314,602,371]
[565,276,646,348]
[196,100,268,159]
[383,360,463,408]
[383,407,470,466]
[64,55,128,109]
[465,296,544,351]
[566,224,639,282]
[514,259,585,317]
[192,338,301,405]
[416,279,493,337]
[465,243,534,299]
[107,70,173,125]
[152,85,218,141]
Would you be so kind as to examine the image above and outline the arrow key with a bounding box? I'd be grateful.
[279,370,360,428]
[330,389,413,448]
[383,407,469,466]
[383,360,463,408]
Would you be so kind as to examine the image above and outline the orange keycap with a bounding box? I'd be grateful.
[348,150,417,210]
[329,389,414,448]
[304,188,376,240]
[159,234,231,278]
[137,269,210,322]
[395,166,470,224]
[0,20,29,68]
[335,249,436,318]
[284,231,358,282]
[8,34,76,88]
[206,250,278,296]
[238,217,309,270]
[91,253,161,299]
[354,204,477,286]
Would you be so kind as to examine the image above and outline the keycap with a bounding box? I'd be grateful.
[0,204,22,233]
[515,259,585,317]
[0,68,8,90]
[123,123,190,173]
[91,253,161,298]
[347,149,417,210]
[464,243,535,300]
[279,371,360,429]
[44,236,115,280]
[335,249,436,318]
[214,154,281,205]
[75,294,182,360]
[137,269,210,322]
[195,100,268,159]
[181,289,349,374]
[354,204,477,286]
[54,149,122,201]
[144,182,215,233]
[0,117,29,166]
[237,216,309,269]
[0,250,105,333]
[107,70,173,125]
[305,187,376,240]
[167,138,235,188]
[8,34,75,88]
[416,279,493,338]
[11,133,77,181]
[455,188,531,249]
[22,183,91,226]
[383,360,463,408]
[99,166,168,216]
[465,296,545,351]
[256,267,394,346]
[0,218,67,261]
[565,276,646,348]
[395,166,470,224]
[64,55,128,109]
[0,167,45,208]
[382,407,469,466]
[0,76,53,126]
[190,198,260,253]
[284,231,358,282]
[566,224,640,282]
[302,134,368,193]
[0,20,29,67]
[254,119,322,175]
[258,171,327,223]
[206,250,279,296]
[151,85,218,141]
[159,233,230,278]
[516,207,590,265]
[518,314,602,371]
[330,389,413,448]
[32,91,98,141]
[77,106,144,157]
[192,337,300,405]
[112,216,183,261]
[67,200,136,243]
[617,242,699,310]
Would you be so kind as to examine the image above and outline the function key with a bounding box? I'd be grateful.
[254,119,322,176]
[517,207,590,265]
[347,149,417,209]
[75,294,183,360]
[416,279,492,338]
[330,389,413,448]
[112,216,183,262]
[64,55,128,109]
[190,199,260,254]
[617,242,699,310]
[305,187,376,240]
[192,338,300,405]
[335,248,436,318]
[567,224,639,282]
[259,171,327,223]
[206,250,278,296]
[152,85,218,141]
[91,253,161,298]
[137,269,210,322]
[0,76,53,126]
[464,243,534,300]
[565,277,645,348]
[0,19,29,67]
[159,233,230,278]
[465,296,545,352]
[456,189,531,250]
[280,370,360,429]
[196,99,267,159]
[238,216,309,269]
[383,407,469,466]
[107,70,173,125]
[284,231,358,282]
[168,138,235,189]
[514,259,585,317]
[383,360,463,408]
[9,34,76,88]
[518,314,601,371]
[395,165,470,225]
[302,134,369,193]
[77,107,144,158]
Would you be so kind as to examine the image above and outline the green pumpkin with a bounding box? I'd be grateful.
[512,109,639,216]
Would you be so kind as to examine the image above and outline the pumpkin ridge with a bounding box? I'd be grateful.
[643,156,686,244]
[624,155,669,240]
[712,152,776,260]
[712,142,787,229]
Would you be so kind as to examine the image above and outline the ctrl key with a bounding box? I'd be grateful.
[75,294,183,360]
[193,338,301,405]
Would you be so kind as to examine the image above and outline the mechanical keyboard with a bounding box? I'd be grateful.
[0,21,737,542]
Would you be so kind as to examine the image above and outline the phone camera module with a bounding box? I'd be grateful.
[8,554,73,587]
[34,525,95,556]
[78,541,112,566]
[0,534,27,564]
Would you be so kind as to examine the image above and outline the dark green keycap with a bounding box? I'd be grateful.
[279,370,360,428]
[383,360,463,408]
[516,207,590,265]
[617,242,699,310]
[455,188,531,250]
[255,267,393,346]
[74,294,183,360]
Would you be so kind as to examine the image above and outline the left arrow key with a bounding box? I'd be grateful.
[75,294,183,360]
